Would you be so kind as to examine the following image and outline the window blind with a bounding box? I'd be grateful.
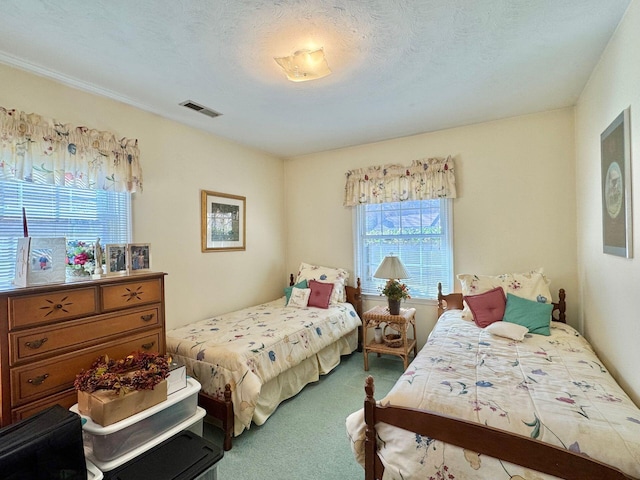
[0,180,131,287]
[355,199,453,299]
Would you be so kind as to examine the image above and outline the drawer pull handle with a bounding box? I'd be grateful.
[27,374,49,386]
[141,341,155,350]
[25,337,48,349]
[141,314,154,322]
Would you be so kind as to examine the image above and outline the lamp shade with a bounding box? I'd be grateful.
[373,255,410,280]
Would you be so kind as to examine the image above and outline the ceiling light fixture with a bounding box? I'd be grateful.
[274,48,331,82]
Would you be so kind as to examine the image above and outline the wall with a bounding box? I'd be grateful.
[285,108,577,349]
[0,63,286,329]
[575,0,640,405]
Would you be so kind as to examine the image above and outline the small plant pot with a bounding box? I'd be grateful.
[388,299,401,315]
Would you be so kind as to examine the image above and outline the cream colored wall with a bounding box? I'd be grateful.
[575,0,640,405]
[0,63,286,329]
[285,109,577,349]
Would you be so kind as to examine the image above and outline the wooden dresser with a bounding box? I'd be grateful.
[0,272,167,426]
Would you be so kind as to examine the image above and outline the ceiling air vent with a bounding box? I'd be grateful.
[179,100,222,119]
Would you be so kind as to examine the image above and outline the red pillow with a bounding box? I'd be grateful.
[464,287,506,328]
[307,280,334,309]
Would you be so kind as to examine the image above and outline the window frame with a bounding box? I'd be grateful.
[354,198,454,301]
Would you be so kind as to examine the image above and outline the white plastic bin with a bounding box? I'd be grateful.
[70,377,201,462]
[86,459,104,480]
[87,407,206,473]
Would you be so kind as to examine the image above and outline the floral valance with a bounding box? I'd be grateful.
[0,106,142,193]
[343,156,456,206]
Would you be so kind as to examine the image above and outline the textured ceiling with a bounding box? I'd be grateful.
[0,0,631,157]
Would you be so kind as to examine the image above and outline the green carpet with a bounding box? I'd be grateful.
[202,351,404,479]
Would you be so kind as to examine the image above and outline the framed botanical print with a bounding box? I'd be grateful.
[601,107,632,258]
[201,190,246,252]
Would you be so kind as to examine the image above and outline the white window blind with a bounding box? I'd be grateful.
[0,180,131,287]
[355,199,453,299]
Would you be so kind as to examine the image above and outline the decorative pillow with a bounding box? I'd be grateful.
[295,262,349,304]
[502,293,553,336]
[287,287,311,308]
[457,268,552,320]
[307,280,334,309]
[463,287,506,328]
[284,279,308,303]
[485,321,529,341]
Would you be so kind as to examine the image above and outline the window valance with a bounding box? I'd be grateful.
[0,106,142,193]
[343,156,456,206]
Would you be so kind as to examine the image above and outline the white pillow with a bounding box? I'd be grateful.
[287,287,311,308]
[485,321,528,341]
[295,262,349,304]
[457,268,552,320]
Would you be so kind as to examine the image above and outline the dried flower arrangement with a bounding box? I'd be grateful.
[74,351,169,396]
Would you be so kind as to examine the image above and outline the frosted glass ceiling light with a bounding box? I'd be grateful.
[274,48,331,82]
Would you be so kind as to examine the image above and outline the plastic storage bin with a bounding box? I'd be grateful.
[86,407,206,472]
[70,377,201,462]
[102,430,223,480]
[87,460,104,480]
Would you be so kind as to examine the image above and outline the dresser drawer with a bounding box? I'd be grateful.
[101,278,162,311]
[12,389,78,423]
[10,329,163,406]
[8,287,99,330]
[9,305,162,365]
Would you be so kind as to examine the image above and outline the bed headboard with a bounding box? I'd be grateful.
[437,282,567,323]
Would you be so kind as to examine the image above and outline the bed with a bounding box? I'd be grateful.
[346,271,640,480]
[166,263,363,450]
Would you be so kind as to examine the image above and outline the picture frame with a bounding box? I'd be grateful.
[106,243,128,275]
[601,107,632,258]
[128,243,151,273]
[14,237,67,287]
[201,190,246,252]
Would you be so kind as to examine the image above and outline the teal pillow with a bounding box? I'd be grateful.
[503,293,552,336]
[285,280,308,303]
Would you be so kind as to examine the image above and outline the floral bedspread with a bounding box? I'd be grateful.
[346,311,640,479]
[166,298,361,434]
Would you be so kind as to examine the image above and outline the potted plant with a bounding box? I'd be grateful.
[380,279,411,315]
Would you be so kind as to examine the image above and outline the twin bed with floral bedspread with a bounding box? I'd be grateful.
[166,263,362,450]
[346,270,640,479]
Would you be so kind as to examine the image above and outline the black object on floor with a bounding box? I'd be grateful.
[103,430,223,480]
[0,404,87,480]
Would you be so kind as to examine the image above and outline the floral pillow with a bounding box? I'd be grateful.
[287,287,311,308]
[295,262,348,304]
[457,268,552,321]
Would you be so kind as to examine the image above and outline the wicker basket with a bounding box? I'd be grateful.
[383,324,403,347]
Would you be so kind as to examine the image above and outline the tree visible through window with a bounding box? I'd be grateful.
[355,199,453,299]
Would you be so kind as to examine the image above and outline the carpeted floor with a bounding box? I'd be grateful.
[202,351,405,479]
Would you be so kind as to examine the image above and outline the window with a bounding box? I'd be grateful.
[0,180,131,288]
[355,199,453,299]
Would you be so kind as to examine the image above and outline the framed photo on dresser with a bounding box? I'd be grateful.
[106,244,128,275]
[128,243,151,273]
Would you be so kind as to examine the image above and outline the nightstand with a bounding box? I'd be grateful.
[362,306,417,371]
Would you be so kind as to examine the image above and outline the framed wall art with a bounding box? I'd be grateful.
[106,243,128,275]
[128,243,151,273]
[601,107,632,258]
[201,190,246,252]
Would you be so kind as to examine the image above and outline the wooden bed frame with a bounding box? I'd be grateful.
[198,274,363,451]
[363,286,636,480]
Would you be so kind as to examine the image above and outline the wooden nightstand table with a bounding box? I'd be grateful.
[363,306,417,371]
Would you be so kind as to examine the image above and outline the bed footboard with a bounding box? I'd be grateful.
[363,376,634,480]
[198,384,234,451]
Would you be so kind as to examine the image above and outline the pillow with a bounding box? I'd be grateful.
[296,262,349,304]
[284,279,308,303]
[485,321,529,341]
[502,293,553,336]
[457,268,552,320]
[307,280,334,309]
[287,287,311,308]
[463,287,506,328]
